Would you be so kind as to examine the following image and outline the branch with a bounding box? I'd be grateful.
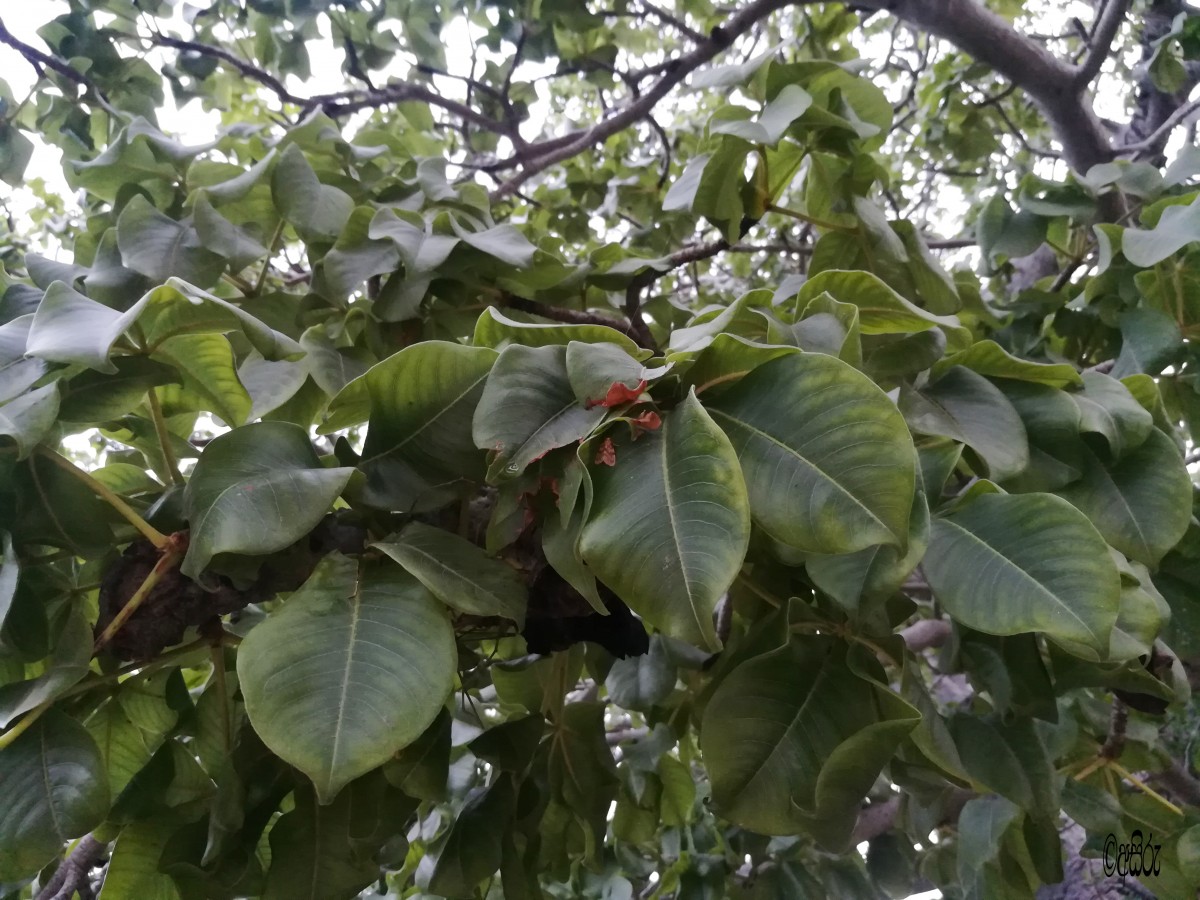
[150,35,519,138]
[501,295,641,338]
[900,618,950,653]
[1075,0,1129,89]
[625,239,731,350]
[0,17,116,114]
[36,834,108,900]
[855,0,1113,172]
[1119,94,1200,158]
[1153,758,1200,807]
[491,0,794,200]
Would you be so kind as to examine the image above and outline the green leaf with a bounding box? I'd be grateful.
[238,554,456,803]
[472,344,604,482]
[0,710,109,881]
[117,195,226,287]
[794,270,970,347]
[319,205,401,299]
[1071,371,1153,459]
[0,384,59,458]
[374,522,528,625]
[368,208,459,273]
[472,307,643,356]
[181,421,354,579]
[901,367,1029,482]
[930,340,1081,388]
[1122,196,1200,266]
[579,391,750,650]
[701,637,917,844]
[192,194,269,271]
[59,358,179,423]
[451,219,538,268]
[1057,429,1190,567]
[565,341,650,406]
[153,333,251,425]
[707,353,916,554]
[693,137,751,242]
[605,636,676,711]
[712,85,813,146]
[271,143,353,241]
[384,709,451,800]
[0,605,92,728]
[1111,308,1181,379]
[27,278,300,374]
[950,715,1059,815]
[348,342,496,507]
[428,777,516,898]
[924,492,1121,658]
[662,154,709,212]
[99,822,178,900]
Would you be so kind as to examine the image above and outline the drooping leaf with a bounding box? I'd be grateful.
[374,523,528,625]
[901,366,1029,482]
[579,391,750,650]
[340,342,495,506]
[0,384,59,458]
[181,421,354,578]
[924,492,1121,658]
[707,353,916,554]
[271,143,353,241]
[0,710,109,881]
[1056,429,1190,567]
[472,344,604,483]
[702,637,917,845]
[237,554,456,802]
[117,195,226,287]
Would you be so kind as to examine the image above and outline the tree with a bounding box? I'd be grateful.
[0,0,1199,896]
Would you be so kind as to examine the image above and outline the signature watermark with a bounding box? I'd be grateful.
[1102,830,1162,879]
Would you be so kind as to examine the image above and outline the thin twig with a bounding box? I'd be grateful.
[37,447,170,548]
[491,0,794,200]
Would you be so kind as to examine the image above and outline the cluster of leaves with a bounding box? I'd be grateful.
[1,1,1200,899]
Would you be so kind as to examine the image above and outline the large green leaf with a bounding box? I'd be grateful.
[153,333,251,425]
[924,492,1121,658]
[0,710,110,881]
[707,353,916,554]
[1070,371,1152,459]
[701,637,917,844]
[271,143,353,241]
[342,342,496,507]
[374,523,528,625]
[793,270,970,347]
[27,279,300,374]
[263,780,390,900]
[711,84,813,145]
[1057,429,1191,567]
[901,367,1029,482]
[930,340,1081,388]
[579,391,749,650]
[117,195,226,287]
[428,777,516,898]
[181,421,354,579]
[472,344,604,483]
[237,554,456,802]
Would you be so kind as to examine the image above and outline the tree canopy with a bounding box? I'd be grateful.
[1,0,1200,898]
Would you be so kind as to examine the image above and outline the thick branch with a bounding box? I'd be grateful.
[1075,0,1130,89]
[491,0,794,200]
[36,834,107,900]
[855,0,1114,172]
